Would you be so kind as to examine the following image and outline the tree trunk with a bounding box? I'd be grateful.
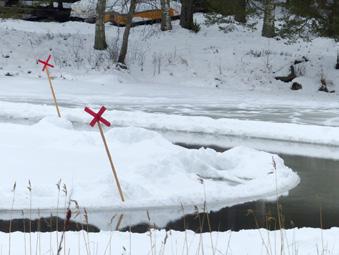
[235,0,247,23]
[118,0,137,67]
[330,0,339,38]
[262,0,275,38]
[180,0,194,30]
[335,0,339,69]
[57,0,63,9]
[94,0,107,50]
[161,0,172,31]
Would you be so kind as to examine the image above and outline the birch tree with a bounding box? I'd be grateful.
[262,0,275,38]
[161,0,172,31]
[118,0,137,67]
[94,0,107,50]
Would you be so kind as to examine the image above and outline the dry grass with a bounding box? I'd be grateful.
[2,166,329,255]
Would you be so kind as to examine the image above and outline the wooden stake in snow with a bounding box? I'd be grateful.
[84,106,125,202]
[38,55,61,118]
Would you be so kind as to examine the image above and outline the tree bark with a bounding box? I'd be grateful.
[335,0,339,68]
[330,0,339,38]
[118,0,137,67]
[94,0,107,50]
[262,0,275,38]
[180,0,194,30]
[161,0,172,31]
[235,0,247,23]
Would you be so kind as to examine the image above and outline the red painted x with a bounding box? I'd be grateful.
[38,55,54,71]
[84,106,111,127]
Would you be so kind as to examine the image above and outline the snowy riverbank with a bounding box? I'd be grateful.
[0,14,338,99]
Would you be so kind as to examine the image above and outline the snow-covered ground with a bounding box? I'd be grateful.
[1,15,338,111]
[0,14,337,211]
[1,228,339,255]
[1,10,339,255]
[0,15,338,97]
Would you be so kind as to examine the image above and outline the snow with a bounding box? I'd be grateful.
[0,99,337,149]
[0,15,338,99]
[1,10,338,255]
[0,12,338,218]
[0,117,299,210]
[1,228,339,254]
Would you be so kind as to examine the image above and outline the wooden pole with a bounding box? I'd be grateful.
[115,214,124,230]
[45,68,61,118]
[98,122,125,202]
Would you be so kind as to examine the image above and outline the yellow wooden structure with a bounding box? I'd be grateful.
[104,8,176,25]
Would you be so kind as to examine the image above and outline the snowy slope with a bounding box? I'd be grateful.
[0,15,338,98]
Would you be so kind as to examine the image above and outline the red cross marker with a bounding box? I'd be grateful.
[37,54,61,118]
[38,54,54,71]
[84,106,125,202]
[84,106,111,127]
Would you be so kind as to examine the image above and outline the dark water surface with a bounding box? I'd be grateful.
[126,150,339,233]
[0,217,100,233]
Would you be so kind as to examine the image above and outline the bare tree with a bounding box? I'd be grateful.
[118,0,137,67]
[94,0,108,50]
[161,0,172,31]
[262,0,275,37]
[180,0,194,29]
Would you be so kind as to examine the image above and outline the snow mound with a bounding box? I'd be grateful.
[34,116,73,129]
[0,122,299,210]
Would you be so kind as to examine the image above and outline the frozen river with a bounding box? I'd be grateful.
[1,97,339,126]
